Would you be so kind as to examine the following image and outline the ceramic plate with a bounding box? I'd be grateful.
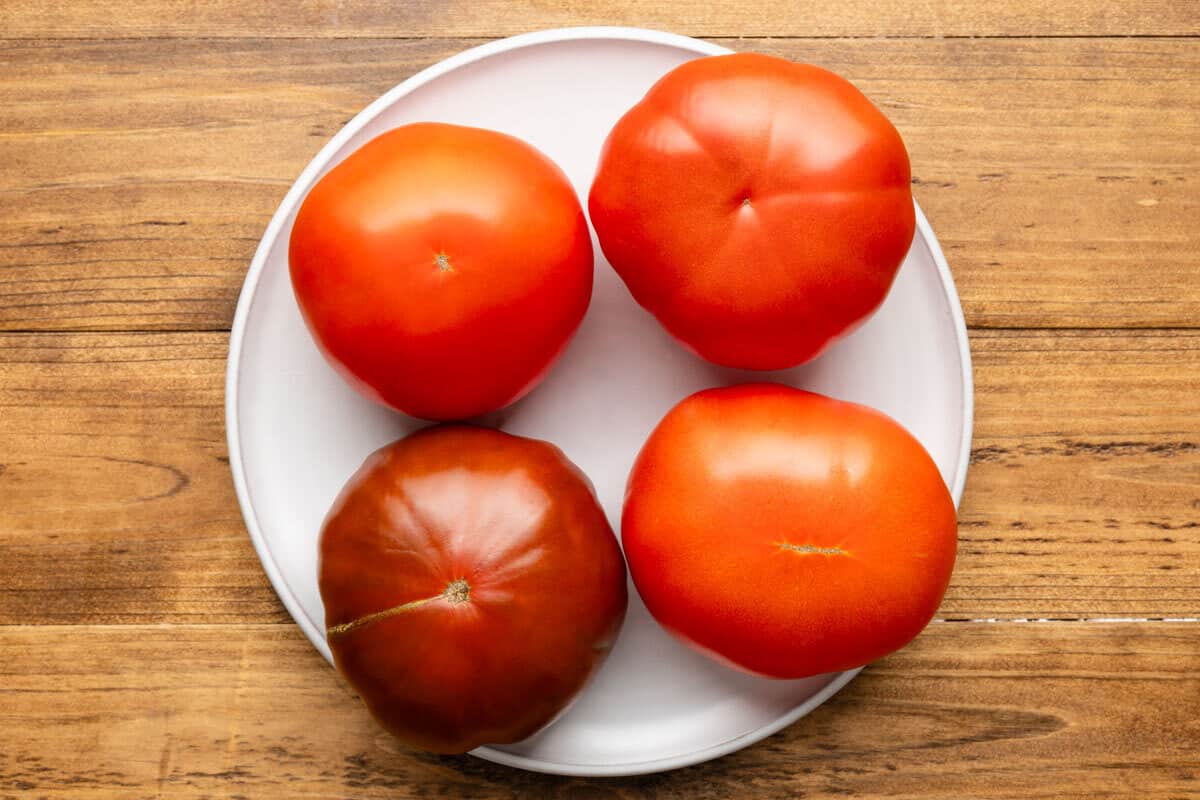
[226,27,973,777]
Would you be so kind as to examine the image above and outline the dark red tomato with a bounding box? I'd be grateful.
[319,425,627,754]
[590,53,915,370]
[622,384,956,679]
[290,123,593,421]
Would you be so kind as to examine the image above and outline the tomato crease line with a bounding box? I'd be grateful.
[775,542,851,557]
[327,578,471,638]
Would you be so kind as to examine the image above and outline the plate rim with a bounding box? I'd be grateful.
[224,25,975,777]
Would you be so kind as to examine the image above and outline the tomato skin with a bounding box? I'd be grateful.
[589,54,914,370]
[319,425,627,754]
[290,123,593,421]
[622,384,956,679]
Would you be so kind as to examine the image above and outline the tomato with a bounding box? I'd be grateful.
[290,123,593,421]
[621,384,956,679]
[319,425,627,754]
[589,54,915,370]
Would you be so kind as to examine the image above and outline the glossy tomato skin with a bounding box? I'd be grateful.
[290,123,593,421]
[319,425,627,754]
[590,54,914,370]
[622,384,956,679]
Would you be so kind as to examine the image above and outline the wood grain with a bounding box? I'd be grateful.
[1,329,1196,624]
[2,37,1196,331]
[3,0,1198,39]
[0,333,278,624]
[3,2,1198,793]
[0,622,1195,798]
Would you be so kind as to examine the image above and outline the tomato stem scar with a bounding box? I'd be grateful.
[327,578,471,637]
[434,252,451,271]
[443,578,471,605]
[775,542,849,556]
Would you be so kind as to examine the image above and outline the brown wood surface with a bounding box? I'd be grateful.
[1,1,1197,797]
[3,37,1197,331]
[2,623,1197,798]
[3,0,1198,38]
[2,329,1197,625]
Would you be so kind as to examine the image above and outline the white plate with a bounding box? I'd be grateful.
[226,27,973,777]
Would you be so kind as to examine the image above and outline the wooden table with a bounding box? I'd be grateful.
[2,2,1197,797]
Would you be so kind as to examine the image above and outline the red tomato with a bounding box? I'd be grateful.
[622,384,956,679]
[290,123,593,421]
[319,425,627,754]
[590,54,915,370]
